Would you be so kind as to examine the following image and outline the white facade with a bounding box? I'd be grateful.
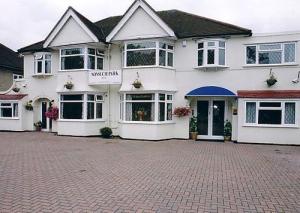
[2,0,300,144]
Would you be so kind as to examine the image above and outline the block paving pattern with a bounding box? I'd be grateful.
[0,132,299,212]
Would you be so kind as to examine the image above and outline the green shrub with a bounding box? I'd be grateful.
[100,127,112,138]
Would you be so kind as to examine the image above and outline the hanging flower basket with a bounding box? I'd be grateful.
[64,82,73,90]
[266,69,277,87]
[45,106,59,121]
[12,87,20,93]
[173,107,191,117]
[25,101,33,111]
[132,80,142,89]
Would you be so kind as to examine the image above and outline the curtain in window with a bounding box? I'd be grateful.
[126,103,132,121]
[285,103,295,124]
[246,102,256,123]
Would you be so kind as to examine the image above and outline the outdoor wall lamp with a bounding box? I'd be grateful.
[292,71,300,84]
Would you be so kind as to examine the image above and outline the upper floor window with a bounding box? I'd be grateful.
[198,40,226,67]
[246,42,296,65]
[123,41,174,68]
[34,53,51,74]
[60,47,105,71]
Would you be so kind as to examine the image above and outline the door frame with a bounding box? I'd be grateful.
[195,97,228,140]
[40,101,50,132]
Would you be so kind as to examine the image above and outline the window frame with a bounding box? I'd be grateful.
[120,92,174,123]
[244,100,298,127]
[197,39,227,68]
[0,101,19,119]
[59,93,105,121]
[87,94,104,120]
[245,42,297,66]
[33,52,52,75]
[123,40,174,68]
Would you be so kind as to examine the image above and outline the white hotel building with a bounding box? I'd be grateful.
[1,0,300,145]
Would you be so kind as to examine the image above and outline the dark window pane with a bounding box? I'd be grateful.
[212,101,225,136]
[127,50,156,66]
[159,94,165,100]
[96,103,102,119]
[87,102,95,119]
[13,103,18,117]
[167,52,173,67]
[37,61,42,73]
[88,48,95,55]
[260,102,281,107]
[259,51,281,64]
[159,102,165,121]
[197,101,209,135]
[61,95,83,101]
[131,102,154,121]
[159,43,166,49]
[126,94,154,100]
[284,43,295,63]
[198,50,203,66]
[258,110,282,124]
[88,56,95,69]
[97,57,103,70]
[246,46,256,64]
[45,60,51,73]
[207,49,215,64]
[87,95,94,101]
[61,102,83,119]
[1,108,12,117]
[167,103,172,120]
[159,50,166,66]
[61,48,83,55]
[198,43,203,49]
[61,56,84,70]
[127,42,156,49]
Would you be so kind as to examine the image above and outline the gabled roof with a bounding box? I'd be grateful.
[0,43,23,73]
[19,3,252,53]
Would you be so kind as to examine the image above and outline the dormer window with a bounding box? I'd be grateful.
[34,53,52,75]
[197,40,226,67]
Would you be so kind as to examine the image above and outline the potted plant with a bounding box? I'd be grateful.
[132,79,142,89]
[25,101,33,111]
[173,107,191,117]
[100,127,113,138]
[189,116,198,140]
[224,120,232,142]
[266,69,277,87]
[12,87,20,93]
[64,81,74,90]
[34,121,42,131]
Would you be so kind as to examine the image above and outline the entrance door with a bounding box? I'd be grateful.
[197,100,225,140]
[41,101,47,130]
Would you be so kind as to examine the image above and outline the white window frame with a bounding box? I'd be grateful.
[34,52,52,75]
[120,92,174,123]
[87,94,104,120]
[87,48,105,70]
[197,39,227,68]
[123,40,174,68]
[0,101,19,119]
[59,93,105,121]
[59,46,105,71]
[158,93,173,121]
[244,100,298,128]
[13,74,23,80]
[245,42,297,66]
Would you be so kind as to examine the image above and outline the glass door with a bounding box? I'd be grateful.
[212,101,225,136]
[197,101,209,135]
[41,102,47,129]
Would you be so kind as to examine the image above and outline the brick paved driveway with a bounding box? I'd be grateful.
[0,132,299,213]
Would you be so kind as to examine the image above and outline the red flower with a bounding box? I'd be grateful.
[173,107,191,117]
[45,106,59,120]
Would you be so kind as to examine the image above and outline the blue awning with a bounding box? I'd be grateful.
[186,86,236,97]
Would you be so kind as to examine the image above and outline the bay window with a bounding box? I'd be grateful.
[0,102,18,118]
[198,40,226,67]
[34,53,52,74]
[246,42,296,65]
[245,101,296,126]
[120,93,173,122]
[123,41,174,67]
[60,47,105,71]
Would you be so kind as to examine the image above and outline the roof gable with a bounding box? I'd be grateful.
[0,43,23,72]
[43,7,101,48]
[106,0,176,42]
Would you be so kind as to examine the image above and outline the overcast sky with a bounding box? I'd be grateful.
[1,0,299,51]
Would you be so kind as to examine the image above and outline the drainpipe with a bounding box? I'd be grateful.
[107,44,112,127]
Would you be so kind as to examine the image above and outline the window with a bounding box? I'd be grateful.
[123,41,174,67]
[34,53,52,74]
[87,48,104,70]
[60,94,84,119]
[0,102,18,118]
[13,74,23,80]
[198,40,226,67]
[60,47,105,71]
[245,101,296,126]
[61,48,84,70]
[87,94,103,119]
[60,94,104,120]
[120,93,173,122]
[246,42,296,65]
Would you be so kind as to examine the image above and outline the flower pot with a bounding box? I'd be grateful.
[190,132,198,140]
[35,126,42,131]
[266,78,277,87]
[224,136,231,142]
[25,105,33,111]
[12,87,20,93]
[65,84,73,90]
[132,82,142,89]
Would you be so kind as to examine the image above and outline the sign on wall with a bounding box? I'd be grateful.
[88,70,122,85]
